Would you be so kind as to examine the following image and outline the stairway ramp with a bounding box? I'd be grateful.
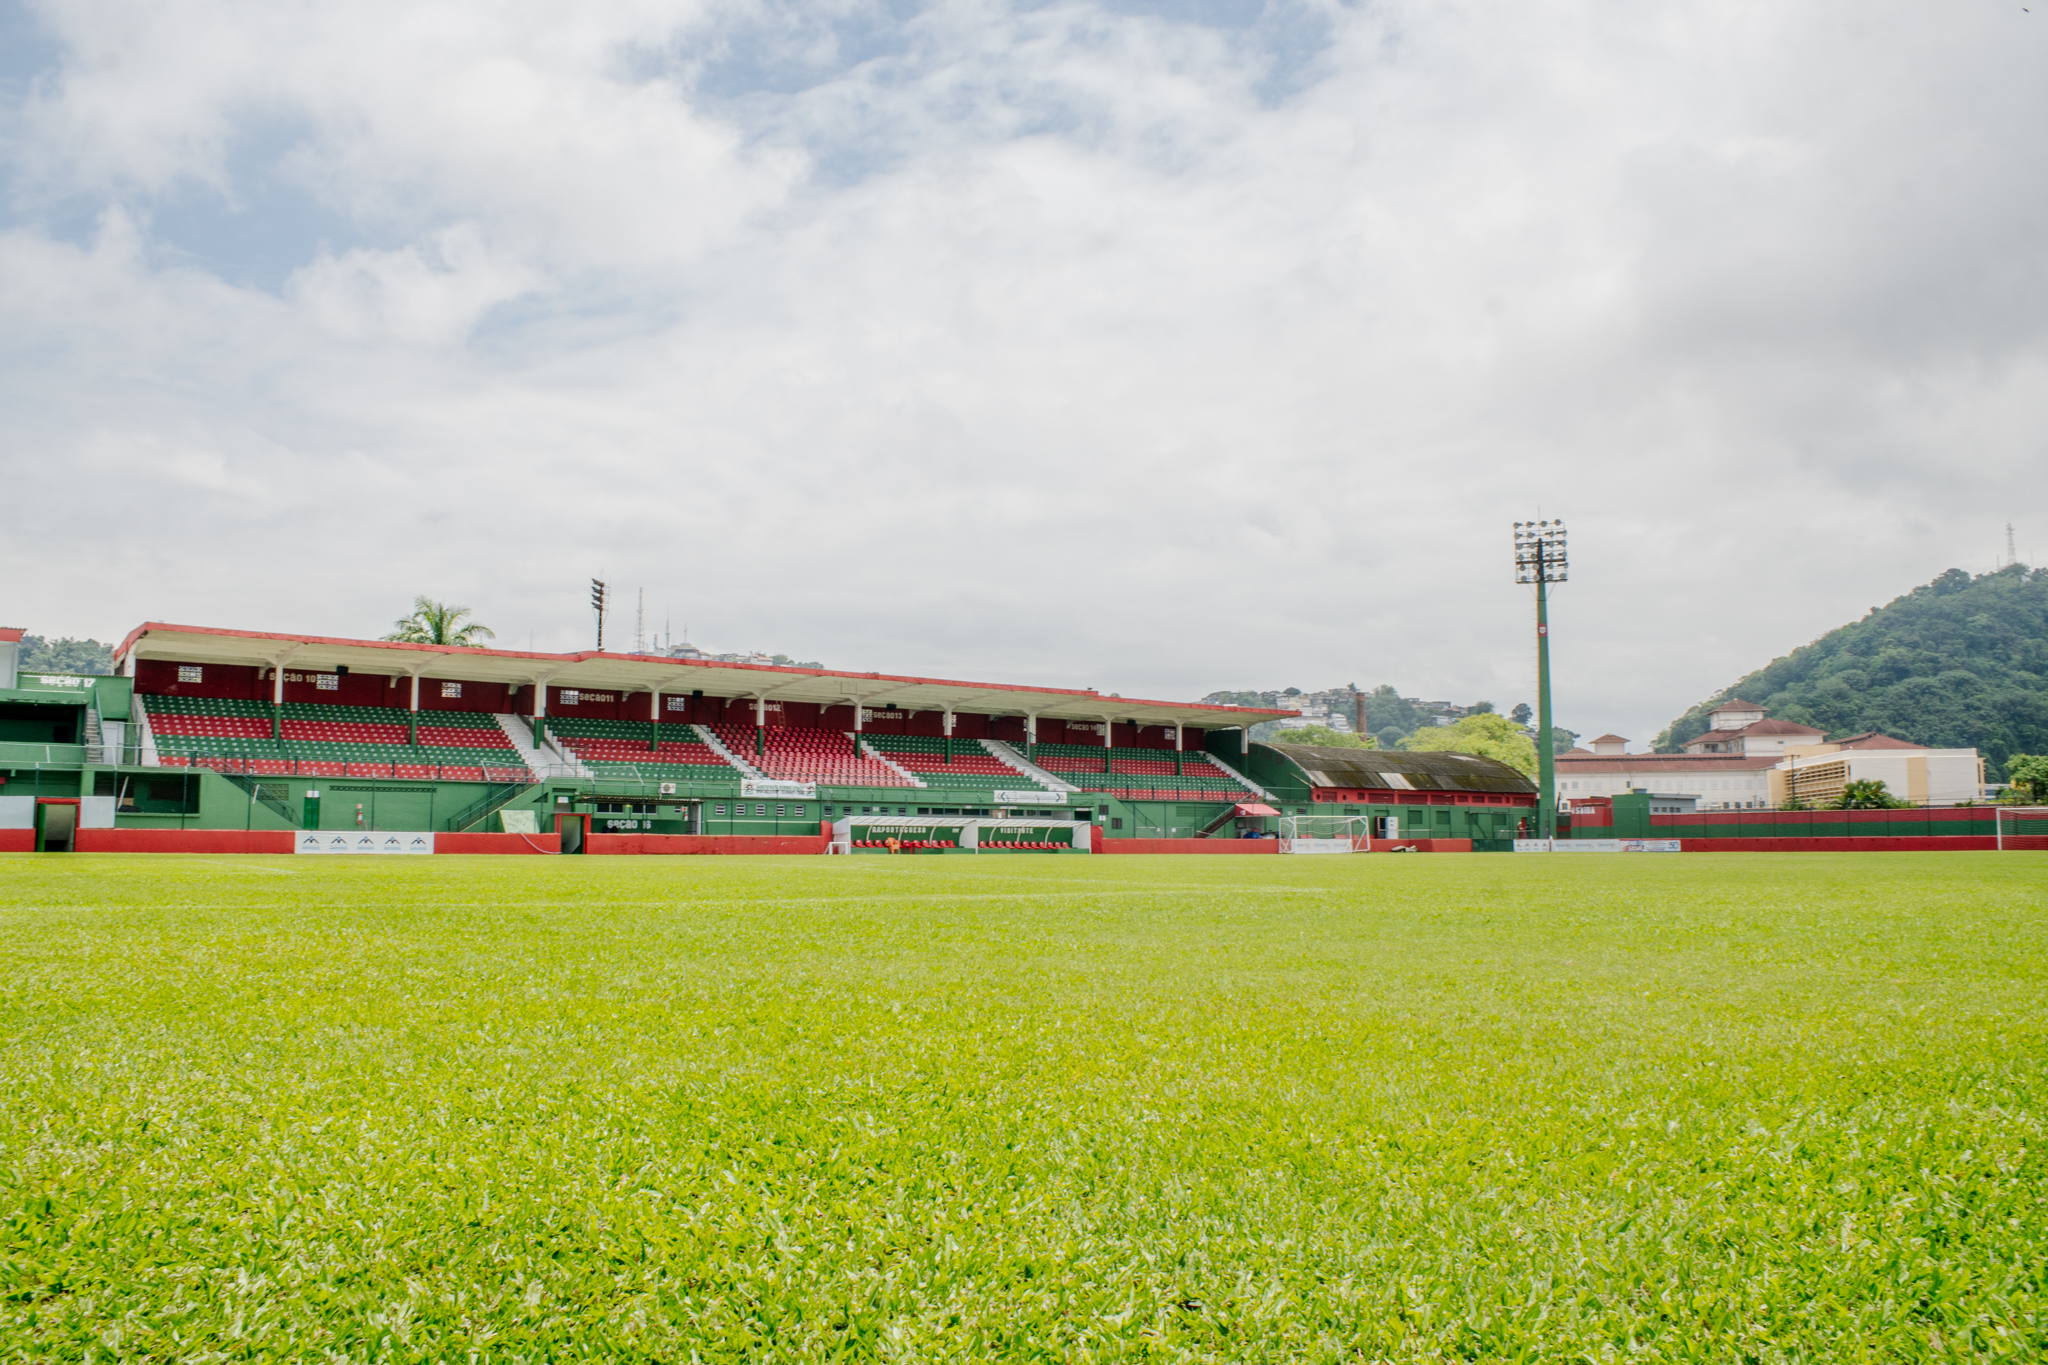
[693,725,764,780]
[979,740,1075,792]
[1194,751,1270,799]
[856,738,927,787]
[504,714,590,778]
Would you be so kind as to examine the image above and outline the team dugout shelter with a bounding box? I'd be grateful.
[0,622,1540,850]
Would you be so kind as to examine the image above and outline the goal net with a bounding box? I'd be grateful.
[1996,806,2048,847]
[1276,813,1371,853]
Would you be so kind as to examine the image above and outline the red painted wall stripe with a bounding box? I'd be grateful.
[1679,836,2048,853]
[435,833,559,855]
[73,830,296,854]
[584,834,833,856]
[1097,838,1278,854]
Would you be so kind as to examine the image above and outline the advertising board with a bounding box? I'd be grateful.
[1516,839,1681,853]
[742,779,817,799]
[295,831,436,854]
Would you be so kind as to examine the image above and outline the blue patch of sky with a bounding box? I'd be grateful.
[690,0,926,100]
[1085,0,1340,103]
[0,0,64,234]
[0,0,60,92]
[139,116,394,293]
[635,0,1340,189]
[12,118,396,292]
[0,2,388,292]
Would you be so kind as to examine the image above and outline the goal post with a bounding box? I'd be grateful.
[1995,805,2048,850]
[1276,812,1371,853]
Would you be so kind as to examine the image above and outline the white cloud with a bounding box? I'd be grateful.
[1,0,2044,742]
[286,226,539,345]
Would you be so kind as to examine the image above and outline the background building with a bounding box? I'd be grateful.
[1554,735,1778,810]
[1563,705,1986,810]
[1770,735,1984,807]
[1679,700,1826,756]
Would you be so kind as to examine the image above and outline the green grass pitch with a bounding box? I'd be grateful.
[2,852,2045,1361]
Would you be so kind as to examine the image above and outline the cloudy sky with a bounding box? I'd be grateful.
[2,0,2043,741]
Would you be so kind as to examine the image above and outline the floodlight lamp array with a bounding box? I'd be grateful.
[1512,520,1569,584]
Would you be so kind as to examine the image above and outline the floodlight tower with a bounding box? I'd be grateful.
[591,578,609,650]
[1514,520,1568,838]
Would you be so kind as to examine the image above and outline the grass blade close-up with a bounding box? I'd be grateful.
[2,852,2044,1361]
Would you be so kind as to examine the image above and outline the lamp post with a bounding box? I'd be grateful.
[1514,520,1568,838]
[591,578,609,651]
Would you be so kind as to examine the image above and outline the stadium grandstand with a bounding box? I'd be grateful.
[0,620,1563,851]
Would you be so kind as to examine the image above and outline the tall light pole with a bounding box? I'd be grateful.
[1514,520,1568,838]
[591,578,609,651]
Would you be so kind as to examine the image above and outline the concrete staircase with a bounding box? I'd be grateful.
[1194,751,1269,799]
[980,739,1074,792]
[857,738,927,788]
[693,724,764,779]
[495,713,584,778]
[134,698,162,767]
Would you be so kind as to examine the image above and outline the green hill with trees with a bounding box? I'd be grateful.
[1653,565,2048,778]
[17,635,114,675]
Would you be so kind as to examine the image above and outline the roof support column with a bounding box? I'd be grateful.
[531,675,551,748]
[1025,713,1037,761]
[408,670,423,747]
[755,696,766,756]
[1175,723,1184,777]
[265,646,302,741]
[943,708,954,763]
[650,689,661,753]
[1102,717,1113,774]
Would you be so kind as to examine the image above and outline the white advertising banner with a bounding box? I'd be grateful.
[742,779,817,799]
[1286,838,1359,855]
[994,789,1065,805]
[1518,838,1681,853]
[0,797,33,829]
[296,831,436,854]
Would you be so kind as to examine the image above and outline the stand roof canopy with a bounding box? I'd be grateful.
[115,622,1297,731]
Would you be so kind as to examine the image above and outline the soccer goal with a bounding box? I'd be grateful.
[1276,813,1371,854]
[1995,806,2048,850]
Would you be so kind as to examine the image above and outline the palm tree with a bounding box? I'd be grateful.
[384,597,496,647]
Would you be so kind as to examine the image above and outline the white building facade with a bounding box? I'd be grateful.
[1554,735,1779,810]
[1560,710,1985,810]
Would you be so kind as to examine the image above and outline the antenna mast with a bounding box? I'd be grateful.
[2007,523,2019,569]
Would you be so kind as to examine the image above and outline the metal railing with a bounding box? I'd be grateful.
[158,755,545,782]
[448,779,541,833]
[221,774,302,827]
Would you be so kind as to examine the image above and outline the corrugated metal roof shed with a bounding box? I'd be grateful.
[1268,744,1537,794]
